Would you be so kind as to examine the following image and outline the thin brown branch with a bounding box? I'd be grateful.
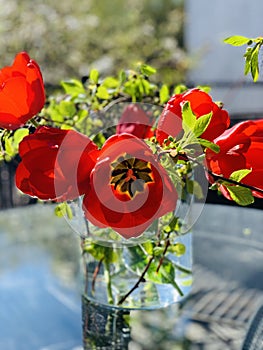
[180,153,263,195]
[207,169,263,195]
[117,256,154,305]
[102,95,131,113]
[92,257,104,293]
[156,233,171,273]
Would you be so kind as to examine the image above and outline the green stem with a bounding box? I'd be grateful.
[172,280,184,297]
[81,238,89,295]
[104,261,114,305]
[30,118,40,128]
[173,262,192,275]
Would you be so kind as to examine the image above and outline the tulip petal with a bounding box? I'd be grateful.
[0,52,45,130]
[16,126,98,201]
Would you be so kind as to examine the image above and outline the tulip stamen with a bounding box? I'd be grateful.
[110,155,154,198]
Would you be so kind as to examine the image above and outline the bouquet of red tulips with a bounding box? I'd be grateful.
[0,36,262,307]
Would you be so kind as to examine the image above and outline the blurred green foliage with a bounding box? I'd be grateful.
[0,0,187,85]
[0,63,186,162]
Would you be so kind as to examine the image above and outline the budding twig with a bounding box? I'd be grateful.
[117,256,154,305]
[156,233,171,273]
[180,153,263,195]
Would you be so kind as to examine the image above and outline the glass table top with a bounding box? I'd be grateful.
[0,203,262,349]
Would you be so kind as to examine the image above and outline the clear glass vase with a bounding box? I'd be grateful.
[61,102,207,310]
[66,165,201,310]
[81,229,192,309]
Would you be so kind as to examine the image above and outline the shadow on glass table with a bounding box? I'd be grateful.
[0,203,263,350]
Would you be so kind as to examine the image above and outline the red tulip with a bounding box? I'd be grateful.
[206,119,263,198]
[0,52,45,130]
[156,88,230,144]
[82,133,177,238]
[16,126,99,201]
[116,104,154,139]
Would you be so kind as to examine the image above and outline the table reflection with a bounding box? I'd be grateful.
[0,203,262,349]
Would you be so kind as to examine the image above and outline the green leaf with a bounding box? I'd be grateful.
[104,246,119,264]
[54,202,73,219]
[77,109,89,120]
[126,245,182,290]
[90,69,99,84]
[4,137,15,157]
[13,128,29,146]
[74,109,89,130]
[83,240,119,263]
[193,112,212,137]
[61,79,85,96]
[142,241,154,255]
[164,215,180,233]
[244,47,253,75]
[118,70,127,85]
[65,203,73,220]
[230,169,252,182]
[146,259,175,284]
[54,203,66,217]
[127,246,148,272]
[123,80,137,101]
[60,124,74,130]
[224,185,254,206]
[174,84,187,95]
[92,132,106,147]
[102,76,119,88]
[159,84,170,104]
[198,138,220,153]
[251,45,260,82]
[96,85,110,99]
[139,64,156,76]
[186,179,204,200]
[59,100,77,118]
[168,243,186,257]
[140,78,151,95]
[182,101,196,132]
[224,35,252,46]
[46,100,64,122]
[197,85,211,93]
[153,246,165,257]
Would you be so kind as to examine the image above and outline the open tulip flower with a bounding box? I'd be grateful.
[82,133,177,238]
[0,52,45,130]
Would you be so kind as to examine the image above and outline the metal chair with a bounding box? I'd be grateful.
[242,304,263,349]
